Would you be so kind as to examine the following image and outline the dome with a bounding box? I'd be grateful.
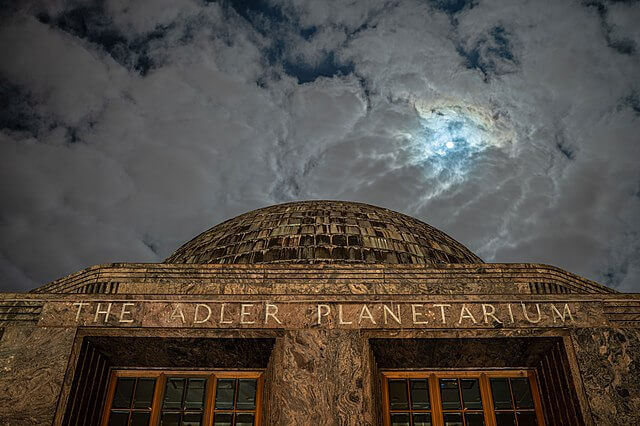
[165,201,482,265]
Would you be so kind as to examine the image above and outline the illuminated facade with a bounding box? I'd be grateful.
[0,201,638,425]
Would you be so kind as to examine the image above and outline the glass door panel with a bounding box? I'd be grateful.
[212,376,259,425]
[107,376,156,426]
[386,377,433,425]
[490,377,538,426]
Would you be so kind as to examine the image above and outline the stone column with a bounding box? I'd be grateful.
[571,328,640,425]
[0,326,77,425]
[264,329,375,425]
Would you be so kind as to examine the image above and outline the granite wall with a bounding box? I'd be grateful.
[571,328,640,425]
[0,261,635,425]
[2,322,638,425]
[265,330,374,425]
[0,326,76,425]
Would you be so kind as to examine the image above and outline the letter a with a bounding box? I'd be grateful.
[171,304,186,324]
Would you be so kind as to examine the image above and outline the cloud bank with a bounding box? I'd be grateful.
[1,0,639,292]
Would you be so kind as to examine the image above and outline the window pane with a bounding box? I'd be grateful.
[130,411,151,426]
[105,371,263,426]
[511,378,534,409]
[443,413,463,426]
[237,379,258,409]
[440,379,461,410]
[108,411,129,426]
[133,378,156,409]
[388,379,409,410]
[465,412,485,426]
[185,378,206,410]
[490,378,513,409]
[236,413,255,426]
[410,379,430,409]
[183,412,203,426]
[413,413,432,426]
[517,411,538,426]
[215,379,236,409]
[461,379,482,409]
[163,378,185,410]
[213,413,233,426]
[390,413,410,426]
[160,412,180,426]
[112,378,135,409]
[495,412,516,426]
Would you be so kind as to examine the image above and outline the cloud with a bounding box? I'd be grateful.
[0,0,638,293]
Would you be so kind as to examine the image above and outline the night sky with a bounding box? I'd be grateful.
[1,0,639,292]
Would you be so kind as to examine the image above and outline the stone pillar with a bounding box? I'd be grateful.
[571,328,640,424]
[264,329,375,425]
[0,326,76,425]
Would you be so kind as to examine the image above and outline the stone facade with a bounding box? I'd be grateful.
[0,202,638,425]
[1,263,638,425]
[571,328,640,424]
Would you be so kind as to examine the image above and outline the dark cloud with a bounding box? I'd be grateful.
[456,25,519,81]
[583,0,638,55]
[555,135,576,161]
[284,52,354,84]
[0,0,639,293]
[222,0,357,83]
[226,0,289,35]
[37,3,173,76]
[428,0,478,16]
[621,90,640,115]
[0,78,41,134]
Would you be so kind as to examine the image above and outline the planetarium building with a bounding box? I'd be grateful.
[1,201,638,426]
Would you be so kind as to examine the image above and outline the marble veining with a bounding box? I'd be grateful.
[265,330,374,425]
[0,326,76,425]
[571,328,640,424]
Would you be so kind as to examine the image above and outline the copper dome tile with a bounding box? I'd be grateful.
[164,200,483,265]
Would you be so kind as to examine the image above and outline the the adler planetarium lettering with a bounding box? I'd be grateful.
[67,301,576,328]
